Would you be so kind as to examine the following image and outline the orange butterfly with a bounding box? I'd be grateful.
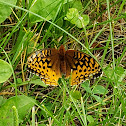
[27,45,102,86]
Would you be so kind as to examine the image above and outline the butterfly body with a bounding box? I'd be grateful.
[58,45,67,76]
[27,45,102,86]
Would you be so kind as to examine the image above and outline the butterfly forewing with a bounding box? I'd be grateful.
[66,50,102,85]
[27,48,61,86]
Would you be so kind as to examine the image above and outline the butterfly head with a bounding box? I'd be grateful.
[59,45,65,55]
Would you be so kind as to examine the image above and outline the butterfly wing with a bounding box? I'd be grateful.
[66,50,102,85]
[27,48,61,86]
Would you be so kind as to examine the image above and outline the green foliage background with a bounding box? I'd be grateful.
[0,0,126,125]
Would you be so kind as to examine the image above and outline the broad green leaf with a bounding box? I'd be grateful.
[63,0,73,4]
[92,85,108,94]
[104,67,126,82]
[30,78,47,87]
[0,95,36,126]
[16,78,22,84]
[0,59,12,83]
[41,102,53,118]
[92,94,105,105]
[81,15,89,27]
[92,94,102,102]
[64,0,83,11]
[71,90,82,100]
[29,0,62,23]
[0,0,17,23]
[64,8,79,23]
[87,115,94,123]
[69,0,83,11]
[64,8,89,28]
[81,80,92,93]
[115,67,126,82]
[104,67,115,80]
[0,96,6,106]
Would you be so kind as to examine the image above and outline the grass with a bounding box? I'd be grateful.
[0,0,126,125]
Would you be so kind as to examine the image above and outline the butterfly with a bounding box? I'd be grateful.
[27,45,102,86]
